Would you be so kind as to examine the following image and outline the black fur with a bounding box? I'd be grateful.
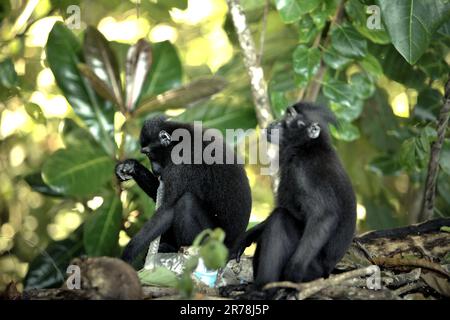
[116,116,252,263]
[232,102,356,296]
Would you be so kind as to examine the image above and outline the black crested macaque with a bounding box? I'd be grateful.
[116,116,252,264]
[231,102,356,298]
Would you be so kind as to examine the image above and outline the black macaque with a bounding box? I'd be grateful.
[116,116,252,264]
[230,102,356,299]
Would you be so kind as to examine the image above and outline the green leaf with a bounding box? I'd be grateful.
[414,89,443,121]
[368,155,402,176]
[24,173,64,197]
[77,63,118,105]
[0,58,18,88]
[175,102,257,134]
[372,44,426,89]
[83,26,124,109]
[161,0,188,10]
[138,267,178,287]
[359,54,383,77]
[349,73,375,100]
[274,0,320,23]
[398,133,430,172]
[42,146,115,197]
[323,48,352,70]
[399,138,416,171]
[84,195,122,256]
[331,24,368,58]
[417,51,448,80]
[314,0,338,26]
[270,91,289,119]
[297,15,319,44]
[141,41,182,98]
[177,268,196,299]
[377,0,450,64]
[136,77,227,115]
[199,239,228,270]
[292,45,321,87]
[46,22,115,155]
[330,121,360,141]
[61,118,100,149]
[25,102,47,125]
[323,79,364,121]
[345,0,390,44]
[24,228,84,289]
[329,100,364,122]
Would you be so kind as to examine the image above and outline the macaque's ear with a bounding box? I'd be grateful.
[159,130,172,147]
[307,123,320,139]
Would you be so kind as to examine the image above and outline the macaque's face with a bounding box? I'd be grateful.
[139,117,173,175]
[266,106,321,146]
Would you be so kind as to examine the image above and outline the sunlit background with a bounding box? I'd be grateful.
[1,0,449,291]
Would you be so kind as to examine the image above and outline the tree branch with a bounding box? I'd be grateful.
[304,0,345,102]
[263,266,379,300]
[420,74,450,221]
[225,0,273,128]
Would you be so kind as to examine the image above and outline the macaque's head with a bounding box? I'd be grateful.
[139,116,177,174]
[266,102,336,147]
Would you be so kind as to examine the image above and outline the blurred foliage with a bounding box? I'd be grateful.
[0,0,449,292]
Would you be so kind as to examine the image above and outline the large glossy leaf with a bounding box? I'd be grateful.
[359,54,383,77]
[372,45,426,89]
[0,58,18,88]
[136,77,227,115]
[46,22,115,155]
[84,195,122,256]
[125,39,152,112]
[270,90,289,119]
[83,26,124,109]
[297,15,320,44]
[377,0,450,64]
[141,41,182,98]
[42,146,115,197]
[330,121,360,142]
[349,73,375,100]
[329,100,364,123]
[331,24,368,58]
[77,63,118,105]
[292,45,321,87]
[345,0,390,44]
[323,79,364,121]
[323,48,352,70]
[61,118,100,149]
[138,267,178,287]
[274,0,320,23]
[175,102,257,133]
[24,173,64,197]
[24,229,84,289]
